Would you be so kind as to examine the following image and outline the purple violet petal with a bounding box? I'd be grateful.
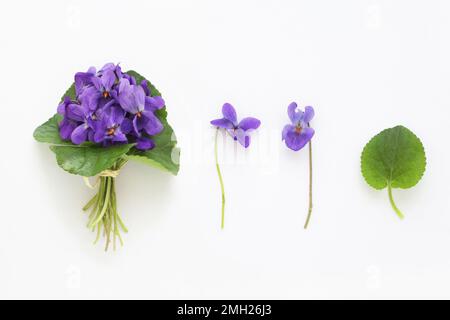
[302,106,315,124]
[141,110,163,135]
[287,102,300,124]
[112,130,127,143]
[71,124,89,145]
[132,115,141,137]
[284,127,314,151]
[238,117,261,131]
[141,80,150,96]
[136,137,155,151]
[101,69,116,91]
[211,118,234,129]
[110,106,124,125]
[59,119,78,141]
[222,103,237,125]
[235,129,251,148]
[144,96,165,112]
[121,118,133,134]
[282,124,295,141]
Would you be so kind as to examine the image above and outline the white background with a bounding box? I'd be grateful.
[0,0,449,299]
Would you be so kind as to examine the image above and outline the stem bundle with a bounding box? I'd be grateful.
[82,158,128,251]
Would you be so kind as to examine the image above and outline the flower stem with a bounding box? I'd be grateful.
[304,140,313,229]
[84,158,128,251]
[215,129,226,229]
[387,183,404,220]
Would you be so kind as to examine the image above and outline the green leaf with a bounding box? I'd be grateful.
[33,114,70,145]
[124,70,180,175]
[50,144,134,177]
[361,125,426,219]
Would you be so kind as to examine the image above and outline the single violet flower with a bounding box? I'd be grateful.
[211,103,261,148]
[69,101,98,145]
[91,69,117,100]
[282,102,315,229]
[282,103,315,151]
[210,103,261,229]
[93,106,128,146]
[116,78,164,137]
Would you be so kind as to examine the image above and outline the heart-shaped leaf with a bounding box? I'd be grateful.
[361,125,426,219]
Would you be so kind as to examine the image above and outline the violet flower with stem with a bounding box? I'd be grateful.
[282,102,315,229]
[211,103,261,229]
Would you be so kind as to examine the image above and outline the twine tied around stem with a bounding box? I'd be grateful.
[83,169,121,189]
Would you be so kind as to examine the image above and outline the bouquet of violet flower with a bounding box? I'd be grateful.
[33,63,180,251]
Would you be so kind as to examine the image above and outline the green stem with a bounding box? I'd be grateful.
[82,157,129,251]
[388,183,404,220]
[304,140,313,229]
[83,194,98,211]
[91,178,111,227]
[215,129,226,230]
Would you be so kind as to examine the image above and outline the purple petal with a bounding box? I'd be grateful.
[71,124,89,145]
[287,102,303,124]
[238,117,261,131]
[145,96,165,112]
[142,111,163,135]
[112,130,127,143]
[101,70,116,91]
[66,104,86,122]
[210,118,234,129]
[287,102,298,123]
[118,77,131,94]
[91,76,103,92]
[284,127,314,151]
[141,80,150,96]
[117,79,140,114]
[94,129,105,143]
[136,137,155,151]
[134,85,146,111]
[121,118,133,134]
[57,97,70,115]
[302,106,315,124]
[132,115,141,137]
[78,86,101,108]
[59,119,78,140]
[100,63,115,72]
[235,129,251,148]
[110,106,124,125]
[222,103,237,125]
[282,124,294,140]
[74,70,95,96]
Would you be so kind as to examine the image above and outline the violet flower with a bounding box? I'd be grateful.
[210,103,261,229]
[282,102,315,151]
[211,103,261,148]
[116,78,164,137]
[282,102,315,229]
[93,106,128,145]
[69,102,96,145]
